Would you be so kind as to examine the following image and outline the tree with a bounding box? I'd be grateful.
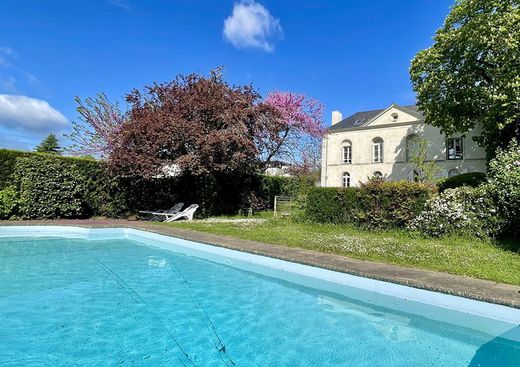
[35,134,61,155]
[410,0,520,158]
[408,137,440,182]
[68,71,326,180]
[259,91,325,175]
[67,93,126,158]
[109,69,263,178]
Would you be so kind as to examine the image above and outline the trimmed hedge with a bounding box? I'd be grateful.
[0,186,17,219]
[13,154,102,219]
[0,148,436,225]
[0,149,299,219]
[303,180,435,228]
[438,172,487,192]
[0,149,34,190]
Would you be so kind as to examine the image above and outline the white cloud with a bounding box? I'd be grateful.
[0,95,68,133]
[223,1,283,52]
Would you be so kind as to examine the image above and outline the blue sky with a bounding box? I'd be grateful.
[0,0,453,150]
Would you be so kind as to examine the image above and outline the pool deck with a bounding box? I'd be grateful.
[1,219,519,309]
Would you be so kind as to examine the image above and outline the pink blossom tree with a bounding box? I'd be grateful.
[259,91,325,174]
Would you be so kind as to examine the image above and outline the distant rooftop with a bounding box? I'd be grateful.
[329,105,421,131]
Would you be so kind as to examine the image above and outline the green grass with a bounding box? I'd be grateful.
[159,213,520,285]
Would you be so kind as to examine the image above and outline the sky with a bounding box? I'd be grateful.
[0,0,454,151]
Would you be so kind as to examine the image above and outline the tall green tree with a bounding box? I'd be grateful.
[410,0,520,158]
[35,134,62,155]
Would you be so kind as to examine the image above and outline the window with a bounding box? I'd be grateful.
[342,141,352,164]
[406,134,420,162]
[373,137,383,163]
[408,170,420,182]
[342,172,351,187]
[447,138,463,160]
[391,112,399,121]
[373,171,383,180]
[448,168,459,178]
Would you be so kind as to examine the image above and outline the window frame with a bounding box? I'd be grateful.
[342,172,351,187]
[342,144,352,164]
[372,138,383,163]
[446,137,463,160]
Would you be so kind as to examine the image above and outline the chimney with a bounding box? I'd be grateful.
[332,111,342,125]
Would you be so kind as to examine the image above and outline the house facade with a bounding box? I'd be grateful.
[320,103,487,187]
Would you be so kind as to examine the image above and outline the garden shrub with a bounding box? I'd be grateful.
[12,155,99,219]
[0,150,339,219]
[303,187,359,224]
[0,149,33,190]
[356,179,434,228]
[302,180,435,229]
[408,186,503,238]
[486,140,520,238]
[0,186,18,219]
[437,172,487,192]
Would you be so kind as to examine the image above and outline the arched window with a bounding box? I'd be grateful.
[408,170,420,182]
[373,171,383,180]
[372,137,383,163]
[406,134,421,162]
[342,172,351,187]
[448,168,459,178]
[342,140,352,164]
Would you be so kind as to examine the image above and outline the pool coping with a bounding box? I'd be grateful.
[1,219,519,309]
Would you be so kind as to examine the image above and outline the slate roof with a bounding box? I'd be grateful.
[328,104,422,131]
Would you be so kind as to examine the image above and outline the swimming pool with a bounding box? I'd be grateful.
[0,226,518,366]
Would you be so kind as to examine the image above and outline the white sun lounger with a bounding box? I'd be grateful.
[139,203,184,221]
[145,204,199,222]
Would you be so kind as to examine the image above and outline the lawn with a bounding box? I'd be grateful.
[160,214,520,285]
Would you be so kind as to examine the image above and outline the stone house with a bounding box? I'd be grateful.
[320,103,487,187]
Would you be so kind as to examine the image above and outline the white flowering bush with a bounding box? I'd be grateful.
[408,186,503,238]
[487,139,520,237]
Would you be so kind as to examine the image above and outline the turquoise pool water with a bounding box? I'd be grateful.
[0,232,519,366]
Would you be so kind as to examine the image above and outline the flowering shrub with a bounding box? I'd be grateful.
[487,139,520,237]
[408,186,503,238]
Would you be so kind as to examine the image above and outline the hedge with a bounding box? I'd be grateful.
[0,149,298,219]
[438,172,487,192]
[303,180,436,229]
[0,148,435,224]
[0,149,34,190]
[12,154,103,219]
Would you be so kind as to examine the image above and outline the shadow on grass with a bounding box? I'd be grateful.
[494,237,520,254]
